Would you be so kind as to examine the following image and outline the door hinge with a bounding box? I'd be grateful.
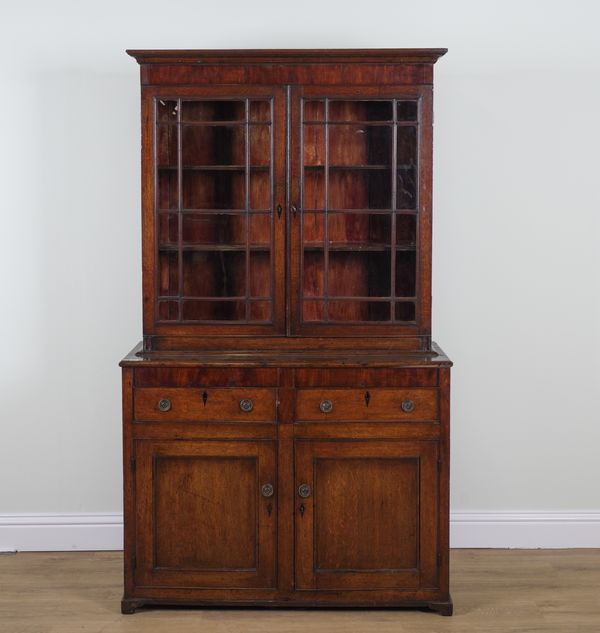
[130,457,136,473]
[437,553,442,567]
[437,458,442,473]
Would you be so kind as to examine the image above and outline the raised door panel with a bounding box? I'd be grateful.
[289,85,432,338]
[135,440,277,588]
[295,440,438,590]
[142,85,286,337]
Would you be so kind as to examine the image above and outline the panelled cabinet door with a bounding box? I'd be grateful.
[295,440,439,590]
[134,440,277,588]
[145,86,286,336]
[289,85,432,337]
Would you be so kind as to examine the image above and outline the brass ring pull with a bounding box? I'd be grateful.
[240,398,254,412]
[319,399,333,414]
[298,483,311,498]
[261,483,274,498]
[158,398,171,412]
[401,399,415,413]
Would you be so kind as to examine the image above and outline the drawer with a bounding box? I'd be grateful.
[296,388,438,422]
[134,388,276,422]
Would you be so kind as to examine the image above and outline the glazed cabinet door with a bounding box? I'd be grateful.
[134,439,277,588]
[144,86,286,337]
[289,85,432,338]
[295,440,439,590]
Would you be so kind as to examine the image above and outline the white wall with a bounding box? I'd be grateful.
[1,0,599,546]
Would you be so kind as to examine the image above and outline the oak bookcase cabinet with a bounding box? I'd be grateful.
[121,49,452,616]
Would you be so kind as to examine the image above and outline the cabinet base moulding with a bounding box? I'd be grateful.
[120,596,453,616]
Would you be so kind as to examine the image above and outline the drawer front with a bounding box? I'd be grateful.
[134,388,276,422]
[296,388,438,421]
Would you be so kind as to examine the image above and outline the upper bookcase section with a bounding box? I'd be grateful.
[126,49,447,86]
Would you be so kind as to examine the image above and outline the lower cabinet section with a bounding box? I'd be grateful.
[122,363,451,615]
[294,440,439,591]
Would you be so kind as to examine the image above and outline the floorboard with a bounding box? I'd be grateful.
[0,550,599,632]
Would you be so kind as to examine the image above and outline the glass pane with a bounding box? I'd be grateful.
[157,125,178,167]
[182,251,245,297]
[329,125,391,166]
[249,251,271,297]
[395,251,416,297]
[304,100,325,121]
[303,170,325,210]
[329,170,391,210]
[397,168,417,209]
[158,214,178,246]
[157,170,178,210]
[250,126,271,166]
[328,213,391,247]
[249,214,271,246]
[182,300,245,321]
[158,250,178,296]
[395,302,415,321]
[249,100,271,122]
[249,301,271,321]
[303,212,325,246]
[329,101,393,121]
[157,99,178,122]
[303,125,325,166]
[182,172,245,210]
[303,299,325,321]
[396,214,416,247]
[250,171,270,210]
[182,100,244,122]
[158,300,178,321]
[181,214,239,246]
[397,101,418,121]
[328,300,391,321]
[329,252,390,297]
[396,126,417,209]
[182,126,245,166]
[303,250,324,297]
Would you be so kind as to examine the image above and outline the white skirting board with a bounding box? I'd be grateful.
[1,512,599,552]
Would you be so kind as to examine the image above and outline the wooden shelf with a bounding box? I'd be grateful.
[157,165,270,171]
[159,244,270,252]
[303,243,416,252]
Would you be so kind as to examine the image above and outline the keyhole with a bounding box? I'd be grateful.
[365,390,371,407]
[202,391,208,406]
[299,504,305,517]
[267,503,273,517]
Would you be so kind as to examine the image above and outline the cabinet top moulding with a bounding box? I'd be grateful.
[126,48,448,65]
[127,48,447,86]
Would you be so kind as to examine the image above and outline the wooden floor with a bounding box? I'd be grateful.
[0,550,599,632]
